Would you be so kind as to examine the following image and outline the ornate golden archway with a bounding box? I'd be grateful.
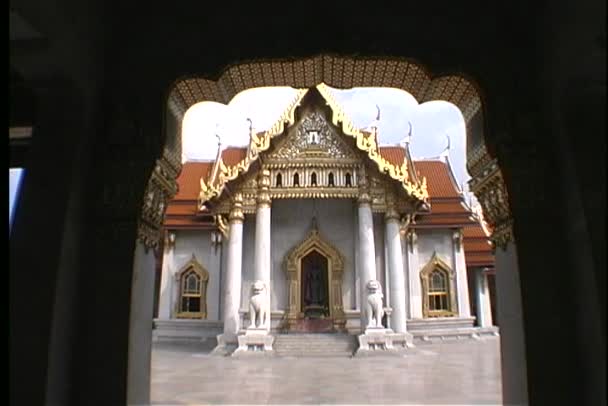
[283,224,346,331]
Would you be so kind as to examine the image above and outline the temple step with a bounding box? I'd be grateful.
[273,333,357,357]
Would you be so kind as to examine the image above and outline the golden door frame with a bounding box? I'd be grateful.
[283,227,346,331]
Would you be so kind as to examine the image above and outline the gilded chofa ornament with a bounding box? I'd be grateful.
[468,157,513,249]
[197,85,429,211]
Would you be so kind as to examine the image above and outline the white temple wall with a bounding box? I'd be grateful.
[417,229,455,271]
[270,199,357,311]
[171,229,222,320]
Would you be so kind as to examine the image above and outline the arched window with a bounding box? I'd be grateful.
[420,252,457,317]
[328,172,335,187]
[276,173,282,187]
[311,172,317,186]
[428,270,449,311]
[345,172,352,187]
[293,172,300,187]
[176,255,209,319]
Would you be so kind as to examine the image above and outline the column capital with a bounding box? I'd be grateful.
[256,169,271,207]
[384,195,400,222]
[357,186,372,205]
[229,193,245,222]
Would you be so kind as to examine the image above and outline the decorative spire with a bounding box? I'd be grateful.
[439,134,451,161]
[400,121,413,147]
[246,117,253,138]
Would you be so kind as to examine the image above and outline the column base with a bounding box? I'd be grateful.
[355,327,413,357]
[210,333,238,356]
[232,328,275,357]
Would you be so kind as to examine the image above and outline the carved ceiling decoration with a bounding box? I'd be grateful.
[168,56,482,125]
[137,153,180,249]
[468,158,513,250]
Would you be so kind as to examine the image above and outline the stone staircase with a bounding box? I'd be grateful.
[273,333,357,358]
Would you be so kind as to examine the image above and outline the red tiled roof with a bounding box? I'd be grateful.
[378,146,405,167]
[165,202,198,216]
[221,147,247,166]
[173,162,213,201]
[415,215,475,226]
[412,160,460,198]
[463,223,494,267]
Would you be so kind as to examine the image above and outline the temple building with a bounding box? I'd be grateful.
[153,85,497,346]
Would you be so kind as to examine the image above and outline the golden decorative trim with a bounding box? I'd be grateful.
[256,169,271,206]
[468,157,513,250]
[175,254,209,319]
[229,193,245,223]
[198,84,429,210]
[420,252,458,318]
[283,225,346,331]
[213,214,229,239]
[138,155,180,249]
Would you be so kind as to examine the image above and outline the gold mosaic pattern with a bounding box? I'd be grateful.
[167,56,483,125]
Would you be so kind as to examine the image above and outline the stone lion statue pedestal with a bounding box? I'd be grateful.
[232,281,275,357]
[355,280,414,357]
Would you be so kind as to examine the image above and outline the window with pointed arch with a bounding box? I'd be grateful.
[420,253,457,317]
[345,172,352,187]
[293,172,300,187]
[310,172,317,186]
[328,172,335,187]
[276,172,282,187]
[175,255,209,319]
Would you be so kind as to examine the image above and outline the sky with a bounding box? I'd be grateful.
[181,86,471,192]
[9,168,25,233]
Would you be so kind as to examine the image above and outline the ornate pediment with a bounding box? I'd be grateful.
[266,111,358,163]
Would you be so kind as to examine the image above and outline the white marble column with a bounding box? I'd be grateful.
[220,194,244,343]
[357,188,377,328]
[475,268,494,327]
[406,229,423,318]
[453,230,471,317]
[385,206,407,333]
[157,232,175,319]
[254,170,271,330]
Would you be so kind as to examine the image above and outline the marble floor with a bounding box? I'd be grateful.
[151,337,502,405]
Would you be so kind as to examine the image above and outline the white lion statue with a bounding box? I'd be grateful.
[248,280,269,329]
[365,280,384,328]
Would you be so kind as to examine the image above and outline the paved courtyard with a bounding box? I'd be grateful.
[151,337,502,405]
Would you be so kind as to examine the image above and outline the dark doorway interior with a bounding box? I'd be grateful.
[301,250,329,319]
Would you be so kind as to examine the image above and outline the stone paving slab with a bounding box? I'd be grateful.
[151,337,502,405]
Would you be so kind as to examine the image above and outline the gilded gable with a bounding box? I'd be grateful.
[266,111,358,163]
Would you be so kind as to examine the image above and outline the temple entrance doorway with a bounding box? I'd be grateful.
[301,250,330,320]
